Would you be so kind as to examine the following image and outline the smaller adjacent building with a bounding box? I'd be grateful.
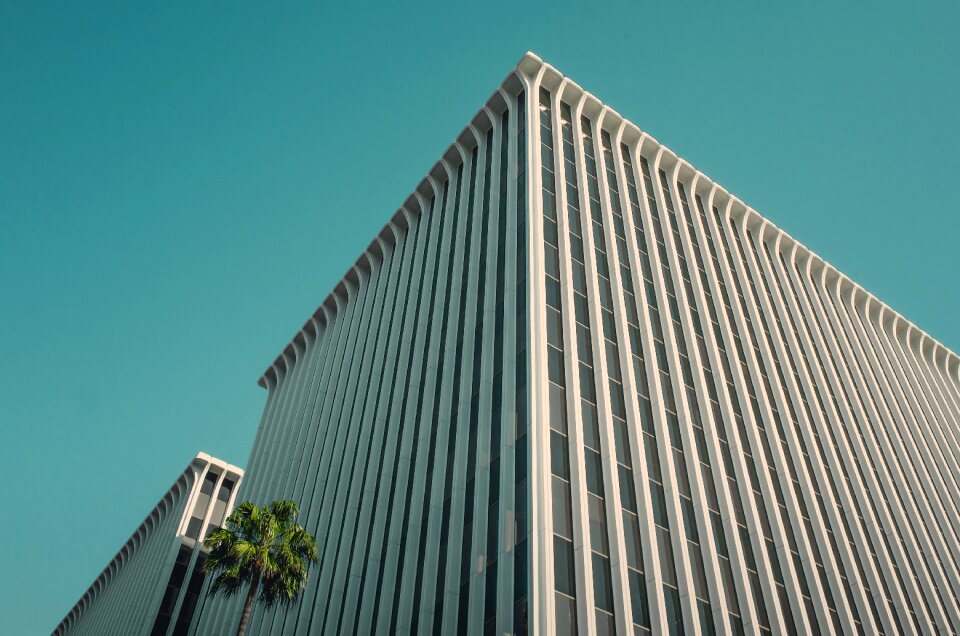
[52,452,243,636]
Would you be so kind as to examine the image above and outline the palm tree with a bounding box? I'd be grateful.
[202,499,318,636]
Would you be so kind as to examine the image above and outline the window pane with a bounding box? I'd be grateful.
[673,450,691,498]
[638,396,654,434]
[619,466,638,514]
[185,515,203,540]
[592,553,614,612]
[484,561,498,621]
[549,346,566,386]
[543,169,556,194]
[702,469,719,512]
[720,558,739,611]
[657,527,677,587]
[544,216,559,245]
[613,418,631,466]
[551,431,570,478]
[623,512,643,570]
[555,593,578,636]
[602,310,616,340]
[680,498,698,543]
[609,381,626,419]
[554,537,577,597]
[698,600,715,636]
[550,384,568,433]
[606,342,621,381]
[644,436,661,482]
[589,495,609,556]
[596,609,615,636]
[210,499,227,529]
[547,277,562,310]
[572,260,587,294]
[585,450,604,497]
[629,569,650,628]
[650,482,668,528]
[579,363,596,402]
[577,325,593,366]
[749,571,769,629]
[552,478,573,539]
[689,542,708,601]
[217,480,233,501]
[712,512,728,557]
[574,293,589,324]
[581,401,600,450]
[664,585,683,636]
[201,472,217,495]
[547,307,563,348]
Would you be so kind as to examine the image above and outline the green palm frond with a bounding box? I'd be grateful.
[203,498,319,612]
[268,499,299,524]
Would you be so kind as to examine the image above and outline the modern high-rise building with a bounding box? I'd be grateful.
[194,52,960,636]
[53,453,243,636]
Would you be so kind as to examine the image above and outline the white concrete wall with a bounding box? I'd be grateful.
[189,51,960,636]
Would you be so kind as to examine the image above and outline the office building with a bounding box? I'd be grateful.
[195,52,960,635]
[53,453,243,636]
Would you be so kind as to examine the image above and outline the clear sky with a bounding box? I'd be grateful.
[2,1,958,633]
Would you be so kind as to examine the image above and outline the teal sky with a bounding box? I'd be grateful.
[2,1,958,633]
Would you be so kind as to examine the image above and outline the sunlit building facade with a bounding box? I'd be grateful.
[53,453,243,636]
[194,53,960,635]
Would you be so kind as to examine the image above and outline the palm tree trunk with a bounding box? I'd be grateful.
[236,569,261,636]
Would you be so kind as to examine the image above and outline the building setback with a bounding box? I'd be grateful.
[193,52,960,636]
[53,453,243,636]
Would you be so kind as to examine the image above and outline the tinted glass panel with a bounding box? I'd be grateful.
[554,536,577,597]
[556,593,578,636]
